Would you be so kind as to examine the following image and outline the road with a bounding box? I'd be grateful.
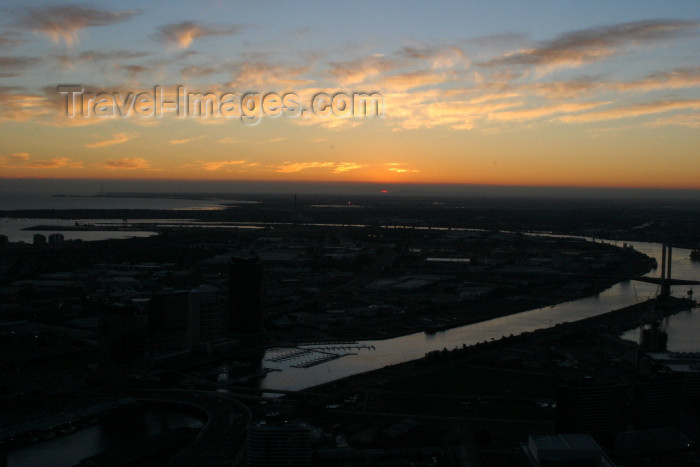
[126,389,251,467]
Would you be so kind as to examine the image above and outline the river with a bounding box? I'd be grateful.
[6,408,203,467]
[259,239,700,392]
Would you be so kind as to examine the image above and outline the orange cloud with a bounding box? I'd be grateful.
[558,99,700,123]
[645,113,700,128]
[274,161,366,174]
[155,21,242,49]
[488,102,606,121]
[386,162,420,174]
[0,91,51,121]
[275,162,335,173]
[200,159,248,171]
[2,152,30,162]
[25,158,83,168]
[85,133,132,148]
[332,162,367,173]
[328,55,397,85]
[0,152,83,169]
[169,135,207,145]
[229,61,313,87]
[103,157,150,169]
[398,45,469,69]
[381,71,453,90]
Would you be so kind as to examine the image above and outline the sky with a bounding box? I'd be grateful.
[1,1,699,189]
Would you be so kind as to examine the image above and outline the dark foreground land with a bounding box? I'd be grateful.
[1,222,653,343]
[1,194,699,466]
[275,296,698,466]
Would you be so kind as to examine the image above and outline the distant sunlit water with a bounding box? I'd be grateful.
[0,218,157,242]
[0,194,229,242]
[0,193,227,211]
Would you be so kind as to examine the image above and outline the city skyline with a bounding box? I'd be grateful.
[1,1,700,188]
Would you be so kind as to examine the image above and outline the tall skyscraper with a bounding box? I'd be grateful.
[190,284,221,343]
[149,289,191,355]
[228,257,263,334]
[97,303,149,374]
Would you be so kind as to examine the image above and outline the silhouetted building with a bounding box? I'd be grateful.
[190,285,221,343]
[523,434,615,467]
[48,233,64,244]
[150,290,191,354]
[0,234,8,246]
[640,321,668,352]
[614,426,688,459]
[229,257,263,334]
[97,303,149,374]
[33,233,46,245]
[634,377,683,430]
[247,422,312,467]
[645,352,700,412]
[556,381,627,436]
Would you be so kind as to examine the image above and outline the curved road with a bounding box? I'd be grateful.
[128,389,251,467]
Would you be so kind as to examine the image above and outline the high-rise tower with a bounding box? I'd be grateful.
[228,257,263,334]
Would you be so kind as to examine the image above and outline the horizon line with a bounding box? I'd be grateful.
[3,176,700,192]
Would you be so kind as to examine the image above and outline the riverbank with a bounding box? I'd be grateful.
[272,248,655,344]
[299,296,696,397]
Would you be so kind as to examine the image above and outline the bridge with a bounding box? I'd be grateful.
[632,277,700,286]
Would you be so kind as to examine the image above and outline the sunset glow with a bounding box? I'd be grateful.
[1,1,700,189]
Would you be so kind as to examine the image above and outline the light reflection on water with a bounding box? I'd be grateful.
[260,239,700,392]
[6,409,203,467]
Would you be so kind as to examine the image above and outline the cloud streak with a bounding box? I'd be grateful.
[488,102,606,121]
[328,55,398,85]
[386,162,420,174]
[333,162,367,173]
[558,99,700,123]
[155,21,243,48]
[85,133,132,148]
[169,135,207,145]
[54,49,148,69]
[14,4,140,46]
[398,44,469,69]
[0,56,39,70]
[199,159,248,171]
[103,157,150,169]
[0,33,23,48]
[481,19,698,70]
[0,152,82,169]
[275,161,366,173]
[276,161,334,173]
